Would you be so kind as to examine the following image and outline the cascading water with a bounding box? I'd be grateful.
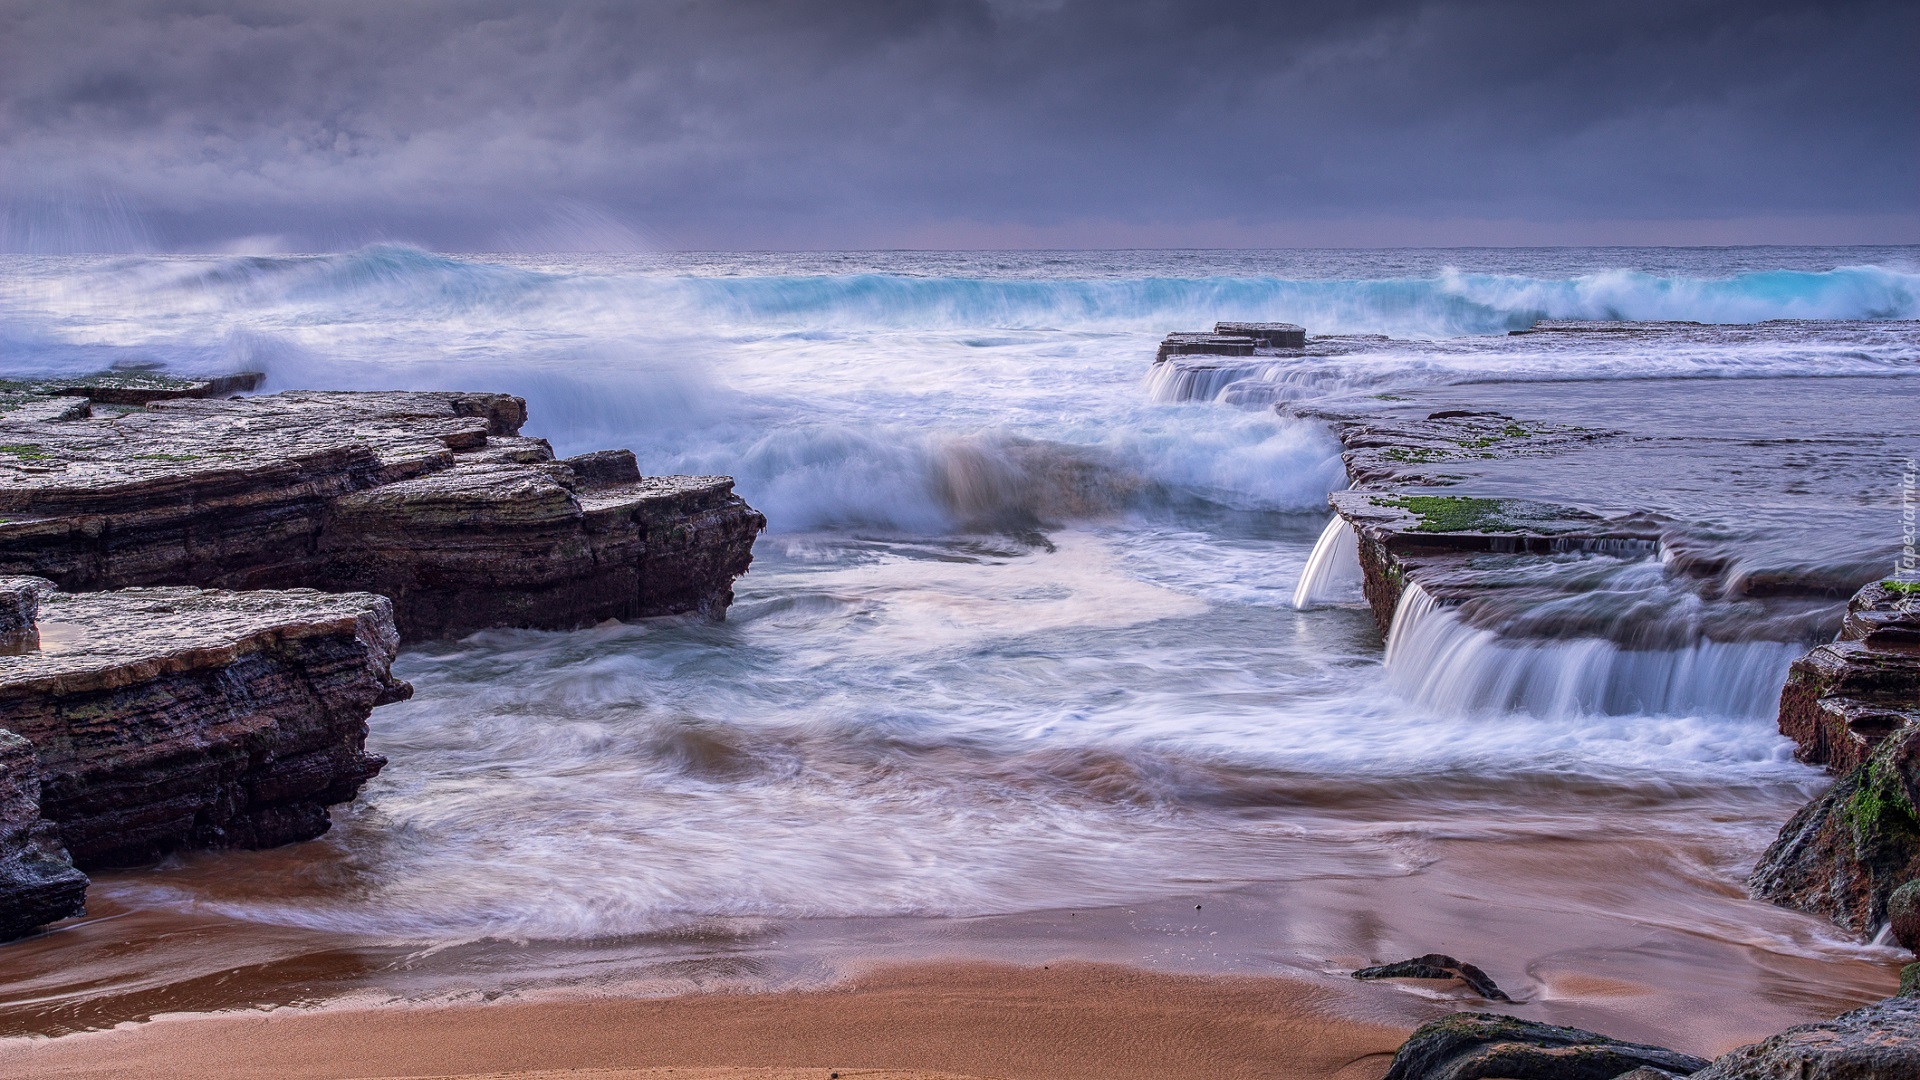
[1291,515,1363,610]
[1384,582,1808,720]
[0,246,1909,1040]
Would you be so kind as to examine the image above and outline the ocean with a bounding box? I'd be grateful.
[0,246,1915,1042]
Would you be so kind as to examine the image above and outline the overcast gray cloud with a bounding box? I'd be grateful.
[0,0,1912,250]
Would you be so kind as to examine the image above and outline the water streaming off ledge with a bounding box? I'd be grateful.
[0,247,1915,1046]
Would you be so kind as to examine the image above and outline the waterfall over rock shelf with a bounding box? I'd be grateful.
[1292,515,1364,609]
[1384,582,1806,720]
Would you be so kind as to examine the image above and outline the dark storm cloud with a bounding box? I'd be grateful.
[0,0,1912,250]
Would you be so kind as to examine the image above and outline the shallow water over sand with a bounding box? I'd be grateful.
[0,247,1915,1048]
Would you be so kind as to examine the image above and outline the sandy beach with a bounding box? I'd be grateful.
[0,963,1421,1080]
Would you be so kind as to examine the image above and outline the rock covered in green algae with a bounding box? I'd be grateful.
[1749,715,1920,934]
[1381,1013,1709,1080]
[1326,488,1662,639]
[1689,995,1920,1079]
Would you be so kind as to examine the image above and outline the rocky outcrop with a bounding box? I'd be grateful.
[0,370,265,411]
[0,388,765,641]
[1327,489,1659,638]
[1688,994,1920,1079]
[1776,582,1920,772]
[1298,405,1645,638]
[1381,999,1920,1080]
[1748,716,1920,934]
[1151,322,1307,362]
[1154,332,1257,361]
[1748,582,1920,933]
[1891,880,1920,952]
[0,729,86,940]
[1380,1013,1709,1080]
[1214,321,1306,348]
[1322,408,1616,490]
[0,579,409,868]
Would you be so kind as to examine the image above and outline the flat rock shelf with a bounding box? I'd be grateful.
[1279,355,1920,1076]
[0,388,767,640]
[0,578,413,938]
[0,378,768,941]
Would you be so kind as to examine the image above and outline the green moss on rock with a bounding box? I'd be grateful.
[1378,495,1515,533]
[1846,756,1920,851]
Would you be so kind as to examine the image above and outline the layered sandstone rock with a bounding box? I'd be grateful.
[0,370,265,411]
[1151,322,1306,362]
[0,729,86,940]
[1748,719,1920,934]
[1748,582,1920,933]
[0,388,764,640]
[1213,321,1305,348]
[1776,582,1920,772]
[0,581,409,868]
[1327,489,1659,638]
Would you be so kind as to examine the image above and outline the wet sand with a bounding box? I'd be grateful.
[0,804,1902,1058]
[0,963,1418,1080]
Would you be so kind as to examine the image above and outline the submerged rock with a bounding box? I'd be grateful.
[1353,953,1512,1001]
[1688,994,1920,1079]
[0,579,410,868]
[0,729,86,941]
[0,389,765,641]
[1381,1013,1709,1080]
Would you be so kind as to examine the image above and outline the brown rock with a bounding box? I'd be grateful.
[1748,582,1920,934]
[0,581,410,868]
[1748,719,1920,934]
[0,389,765,641]
[1776,584,1920,772]
[1689,994,1920,1079]
[1890,880,1920,955]
[1352,953,1511,1001]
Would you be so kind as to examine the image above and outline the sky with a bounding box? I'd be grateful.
[0,0,1913,252]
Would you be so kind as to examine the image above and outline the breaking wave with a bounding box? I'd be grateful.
[14,246,1919,338]
[0,247,1912,534]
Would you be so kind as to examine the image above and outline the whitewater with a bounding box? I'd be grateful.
[0,246,1915,1036]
